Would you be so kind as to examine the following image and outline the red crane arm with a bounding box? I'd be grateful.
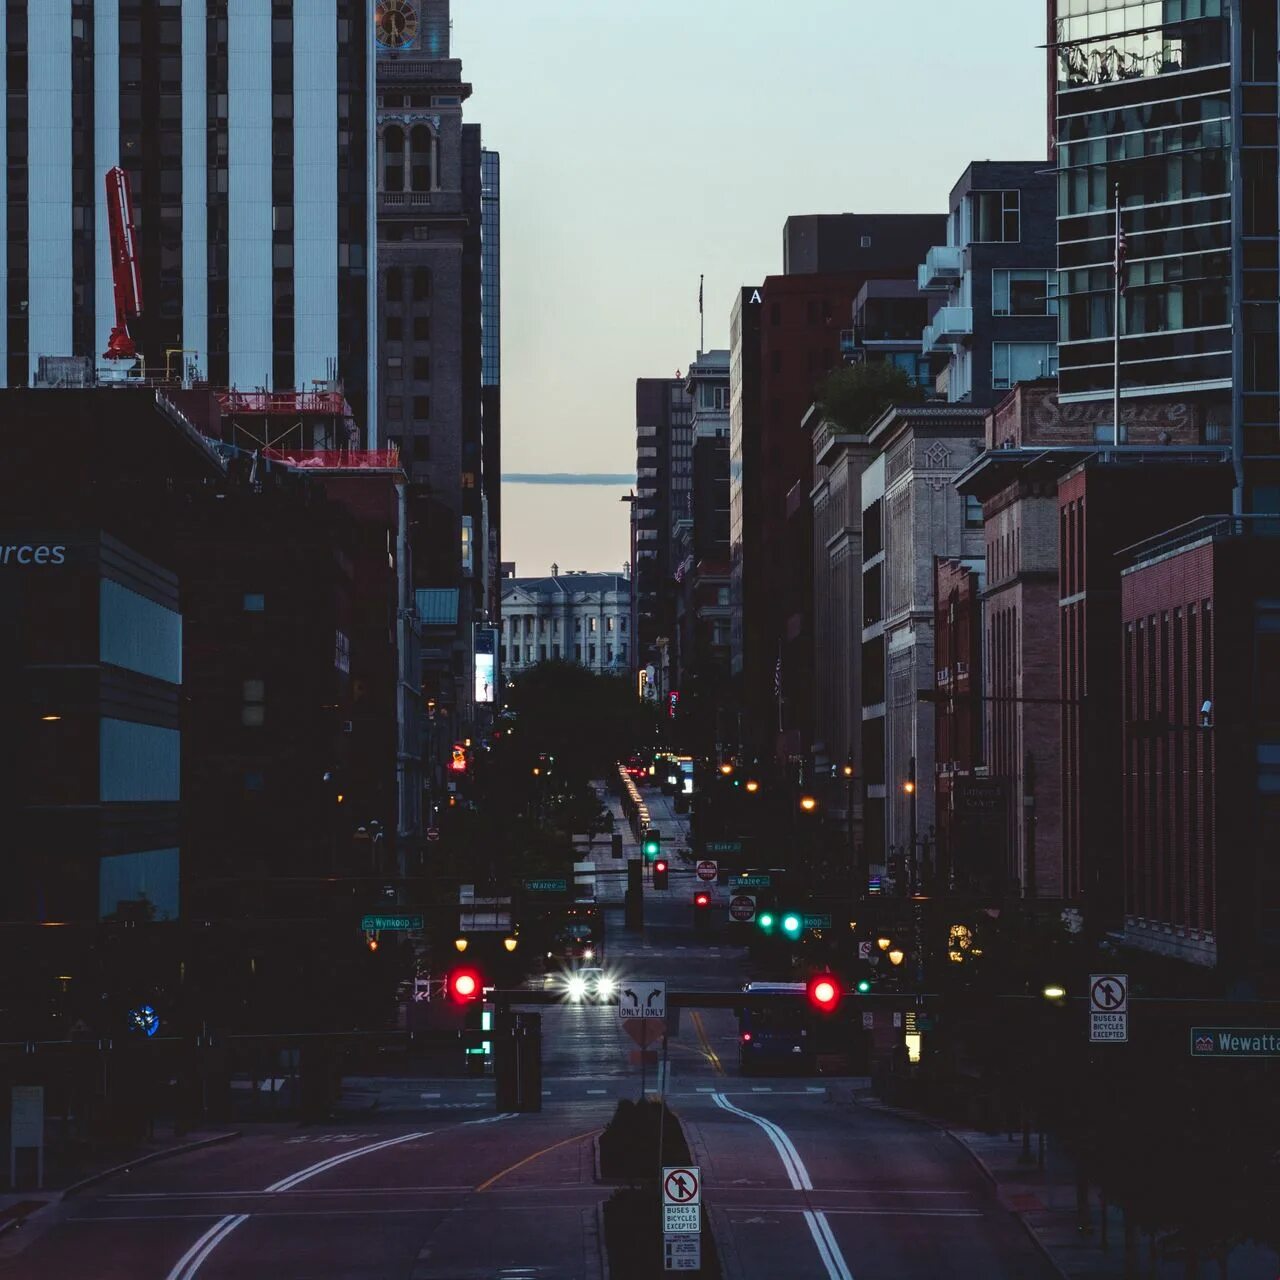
[103,166,143,361]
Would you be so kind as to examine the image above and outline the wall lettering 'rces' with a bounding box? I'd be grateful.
[0,544,68,565]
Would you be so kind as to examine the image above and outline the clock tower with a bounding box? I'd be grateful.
[374,0,497,742]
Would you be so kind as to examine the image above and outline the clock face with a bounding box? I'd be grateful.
[375,0,419,50]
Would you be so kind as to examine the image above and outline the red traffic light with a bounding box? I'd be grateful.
[655,859,667,873]
[694,892,710,908]
[448,967,482,1003]
[807,974,841,1013]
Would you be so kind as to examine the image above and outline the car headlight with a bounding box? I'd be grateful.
[583,948,594,960]
[567,977,587,1001]
[597,976,617,997]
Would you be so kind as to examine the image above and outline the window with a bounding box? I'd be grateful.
[606,617,614,633]
[620,617,628,633]
[383,125,404,192]
[413,357,430,380]
[413,395,430,420]
[971,190,1020,243]
[461,516,473,574]
[242,679,265,727]
[606,645,613,663]
[992,269,1058,317]
[413,268,431,300]
[387,396,403,419]
[386,316,403,340]
[501,644,508,663]
[539,644,547,662]
[553,644,561,659]
[412,435,430,461]
[575,643,583,663]
[964,494,984,529]
[243,592,265,612]
[992,342,1058,390]
[513,645,521,664]
[414,316,430,340]
[589,617,598,633]
[588,644,596,664]
[409,125,433,191]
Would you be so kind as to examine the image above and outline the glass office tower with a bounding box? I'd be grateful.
[1052,0,1279,507]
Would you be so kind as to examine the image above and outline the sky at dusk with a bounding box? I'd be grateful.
[451,0,1049,575]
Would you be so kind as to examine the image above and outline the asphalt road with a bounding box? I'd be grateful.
[0,784,1057,1279]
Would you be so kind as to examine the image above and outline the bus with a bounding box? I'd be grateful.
[737,982,818,1075]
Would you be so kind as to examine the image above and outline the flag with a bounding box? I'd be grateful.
[774,651,782,700]
[698,274,704,315]
[1114,214,1128,295]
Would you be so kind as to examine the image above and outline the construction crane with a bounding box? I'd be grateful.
[102,165,142,372]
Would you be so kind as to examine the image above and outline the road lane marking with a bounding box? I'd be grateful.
[474,1129,601,1193]
[462,1112,518,1125]
[689,1010,725,1076]
[267,1131,432,1192]
[711,1093,855,1280]
[587,1089,608,1095]
[751,1087,773,1092]
[164,1213,249,1280]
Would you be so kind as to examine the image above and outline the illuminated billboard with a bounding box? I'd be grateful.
[474,627,497,704]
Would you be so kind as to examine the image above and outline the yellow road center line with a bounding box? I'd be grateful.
[690,1010,725,1076]
[475,1129,601,1193]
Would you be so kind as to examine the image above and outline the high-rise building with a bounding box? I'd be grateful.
[375,0,497,740]
[633,376,692,699]
[1050,0,1279,510]
[480,148,502,619]
[2,2,377,431]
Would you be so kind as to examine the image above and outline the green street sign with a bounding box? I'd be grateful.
[523,878,568,893]
[802,913,832,930]
[732,874,771,889]
[360,913,424,931]
[1191,1027,1280,1058]
[706,840,742,855]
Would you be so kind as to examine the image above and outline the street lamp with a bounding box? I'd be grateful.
[799,795,818,813]
[503,936,518,953]
[877,936,892,951]
[888,947,905,967]
[1042,984,1067,1003]
[719,762,735,777]
[454,936,469,953]
[744,779,760,793]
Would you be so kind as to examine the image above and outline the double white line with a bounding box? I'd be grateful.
[711,1093,854,1280]
[163,1131,431,1280]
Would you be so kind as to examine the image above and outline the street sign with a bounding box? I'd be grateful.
[727,894,756,923]
[664,1235,701,1271]
[523,877,568,893]
[802,913,832,930]
[858,940,873,960]
[731,874,771,889]
[862,1011,874,1030]
[1190,1028,1280,1058]
[619,981,666,1020]
[663,1204,700,1233]
[426,827,440,842]
[624,1020,666,1049]
[662,1165,701,1206]
[695,860,719,882]
[705,840,742,855]
[1089,974,1128,1013]
[359,913,424,931]
[1090,973,1128,1043]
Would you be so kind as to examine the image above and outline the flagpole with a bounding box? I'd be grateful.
[1113,182,1121,448]
[699,273,705,355]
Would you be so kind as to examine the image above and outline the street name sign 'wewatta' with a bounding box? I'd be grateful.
[1190,1028,1280,1058]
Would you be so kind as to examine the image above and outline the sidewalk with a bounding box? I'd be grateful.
[856,1093,1276,1279]
[0,1130,238,1240]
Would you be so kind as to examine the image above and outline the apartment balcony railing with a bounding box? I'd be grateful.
[922,306,973,353]
[917,245,963,291]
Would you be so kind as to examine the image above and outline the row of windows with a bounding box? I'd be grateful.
[504,643,627,666]
[503,614,625,634]
[385,395,430,420]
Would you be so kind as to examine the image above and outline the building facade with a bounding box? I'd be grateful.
[918,160,1058,408]
[501,573,631,677]
[1119,516,1280,987]
[1,2,376,430]
[859,404,987,886]
[1050,0,1279,512]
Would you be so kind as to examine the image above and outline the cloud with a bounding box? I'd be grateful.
[503,473,636,486]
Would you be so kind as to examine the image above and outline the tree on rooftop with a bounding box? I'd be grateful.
[817,359,924,434]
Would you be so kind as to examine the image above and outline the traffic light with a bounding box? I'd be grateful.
[642,829,661,860]
[693,891,711,909]
[780,912,803,941]
[447,967,483,1004]
[807,974,841,1014]
[653,859,669,890]
[757,910,776,935]
[856,978,872,995]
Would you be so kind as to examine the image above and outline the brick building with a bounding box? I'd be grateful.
[1120,517,1280,987]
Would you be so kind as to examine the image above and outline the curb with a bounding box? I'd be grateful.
[62,1131,241,1198]
[851,1095,1071,1280]
[593,1200,610,1280]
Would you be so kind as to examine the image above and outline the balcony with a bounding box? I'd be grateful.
[922,306,973,353]
[917,245,963,291]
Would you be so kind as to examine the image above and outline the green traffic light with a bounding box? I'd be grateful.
[856,979,872,994]
[781,913,802,939]
[757,911,775,933]
[643,840,659,859]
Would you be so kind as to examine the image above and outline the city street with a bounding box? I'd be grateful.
[0,794,1057,1280]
